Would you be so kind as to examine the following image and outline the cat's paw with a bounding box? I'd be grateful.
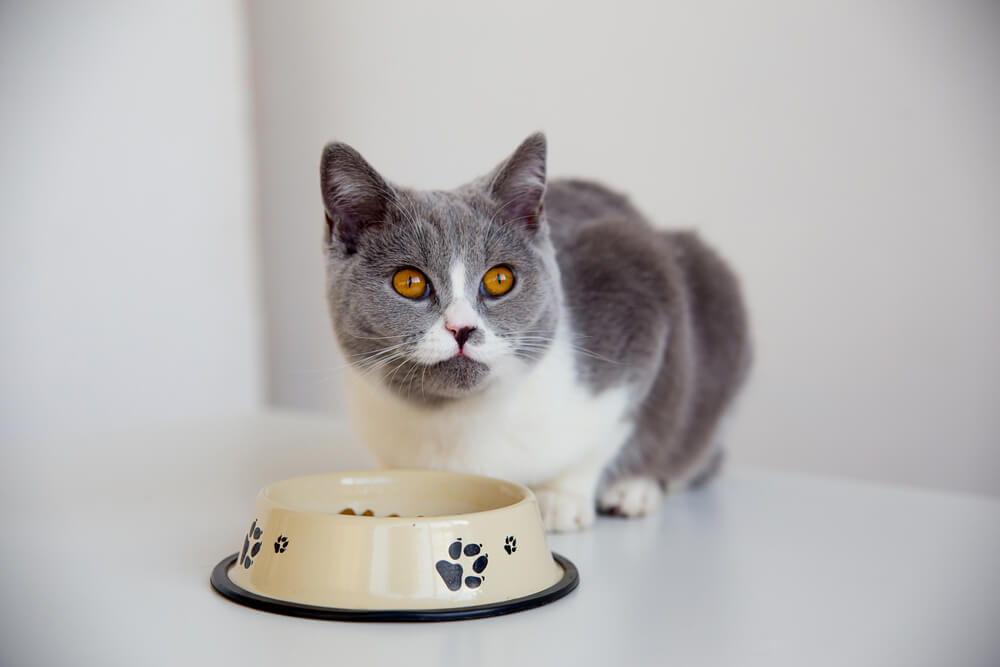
[598,476,662,517]
[535,488,595,532]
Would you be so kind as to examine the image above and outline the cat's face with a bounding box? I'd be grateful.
[321,134,559,402]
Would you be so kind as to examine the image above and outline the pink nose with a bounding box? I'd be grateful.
[448,325,476,348]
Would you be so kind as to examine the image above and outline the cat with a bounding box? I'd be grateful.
[319,132,750,532]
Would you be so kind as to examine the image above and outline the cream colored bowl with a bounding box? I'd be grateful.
[211,470,578,621]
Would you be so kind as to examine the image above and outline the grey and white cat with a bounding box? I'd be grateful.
[320,133,750,532]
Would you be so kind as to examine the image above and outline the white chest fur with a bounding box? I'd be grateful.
[344,325,631,488]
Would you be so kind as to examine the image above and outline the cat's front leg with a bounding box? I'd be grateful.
[534,487,595,533]
[532,455,607,532]
[597,476,663,517]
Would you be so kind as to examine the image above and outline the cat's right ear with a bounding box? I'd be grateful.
[487,132,548,235]
[320,142,394,254]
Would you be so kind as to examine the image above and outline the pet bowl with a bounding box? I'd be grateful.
[210,470,578,621]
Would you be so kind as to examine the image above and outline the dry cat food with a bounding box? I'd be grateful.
[339,508,402,517]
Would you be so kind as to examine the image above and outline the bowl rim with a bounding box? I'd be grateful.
[259,469,536,521]
[210,551,579,622]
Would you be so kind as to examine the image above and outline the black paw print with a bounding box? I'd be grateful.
[274,535,289,553]
[435,538,488,591]
[504,536,517,554]
[240,519,263,569]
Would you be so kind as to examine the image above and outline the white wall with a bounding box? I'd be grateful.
[247,1,1000,497]
[0,1,262,441]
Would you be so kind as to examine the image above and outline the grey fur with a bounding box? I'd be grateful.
[320,133,750,494]
[543,179,751,491]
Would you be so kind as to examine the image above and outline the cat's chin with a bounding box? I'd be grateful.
[384,356,492,403]
[427,356,494,399]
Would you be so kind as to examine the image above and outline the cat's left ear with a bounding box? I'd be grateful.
[488,132,547,234]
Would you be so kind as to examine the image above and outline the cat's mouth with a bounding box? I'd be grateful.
[370,352,492,402]
[421,355,491,398]
[436,354,488,374]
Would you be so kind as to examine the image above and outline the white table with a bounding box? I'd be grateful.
[3,412,998,666]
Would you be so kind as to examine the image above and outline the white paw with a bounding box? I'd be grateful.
[598,477,662,517]
[534,488,595,532]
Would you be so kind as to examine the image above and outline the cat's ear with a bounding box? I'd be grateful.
[320,142,395,254]
[488,132,547,233]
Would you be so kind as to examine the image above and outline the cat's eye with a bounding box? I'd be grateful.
[392,268,430,299]
[480,265,515,297]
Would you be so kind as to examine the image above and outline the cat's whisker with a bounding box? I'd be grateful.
[507,330,596,340]
[352,354,403,372]
[350,355,407,377]
[304,355,388,376]
[348,340,414,358]
[295,344,417,375]
[408,364,425,399]
[400,360,422,396]
[511,350,546,364]
[356,347,409,369]
[353,352,407,372]
[353,352,396,371]
[383,356,413,386]
[567,346,621,364]
[356,354,408,381]
[361,341,412,356]
[499,330,596,341]
[352,346,414,376]
[510,339,621,365]
[346,333,413,341]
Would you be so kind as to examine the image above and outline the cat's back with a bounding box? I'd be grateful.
[544,179,748,398]
[544,180,661,270]
[542,180,672,388]
[544,179,649,237]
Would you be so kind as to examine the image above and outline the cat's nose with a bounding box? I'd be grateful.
[448,326,476,348]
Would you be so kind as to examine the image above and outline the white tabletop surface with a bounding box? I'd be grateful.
[2,411,998,667]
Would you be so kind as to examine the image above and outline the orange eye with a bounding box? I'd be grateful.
[392,268,430,299]
[481,265,515,297]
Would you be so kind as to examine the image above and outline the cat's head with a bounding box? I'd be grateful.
[320,133,560,402]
